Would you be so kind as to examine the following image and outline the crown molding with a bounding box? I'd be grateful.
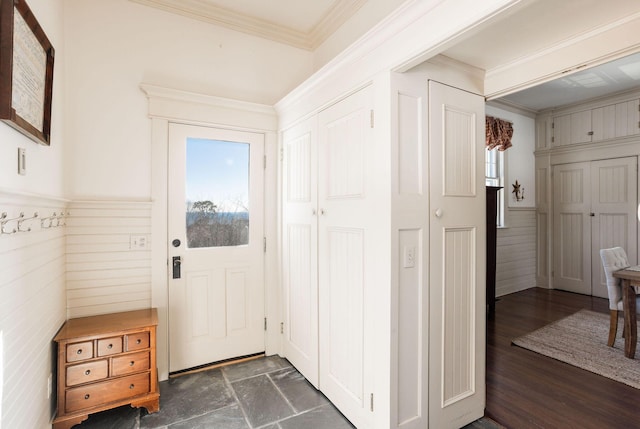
[130,0,365,50]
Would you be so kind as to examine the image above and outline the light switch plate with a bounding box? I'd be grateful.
[18,148,26,175]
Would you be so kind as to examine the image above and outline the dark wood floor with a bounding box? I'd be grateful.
[486,288,640,429]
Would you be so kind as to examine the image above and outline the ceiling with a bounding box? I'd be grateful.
[130,0,367,50]
[131,0,640,111]
[496,53,640,112]
[441,0,640,112]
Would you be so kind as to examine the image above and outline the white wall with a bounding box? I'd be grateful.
[485,104,536,209]
[485,105,537,296]
[0,0,66,197]
[63,0,314,200]
[0,1,67,428]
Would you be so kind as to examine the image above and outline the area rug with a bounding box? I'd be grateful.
[512,309,640,389]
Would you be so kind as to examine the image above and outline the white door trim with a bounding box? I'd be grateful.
[142,84,279,380]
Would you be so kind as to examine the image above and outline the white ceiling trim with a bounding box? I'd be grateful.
[130,0,366,50]
[483,11,640,100]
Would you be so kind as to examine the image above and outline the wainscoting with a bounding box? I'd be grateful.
[0,190,67,428]
[66,201,152,318]
[496,208,536,297]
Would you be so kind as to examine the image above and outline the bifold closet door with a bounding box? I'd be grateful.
[281,117,319,387]
[318,85,375,429]
[428,81,486,429]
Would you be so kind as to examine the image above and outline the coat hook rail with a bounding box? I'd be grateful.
[17,212,38,232]
[1,209,67,235]
[40,212,58,229]
[1,212,26,234]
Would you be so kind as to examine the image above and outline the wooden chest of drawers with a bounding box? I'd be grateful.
[52,309,160,429]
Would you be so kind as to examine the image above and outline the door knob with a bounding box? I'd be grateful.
[435,208,443,218]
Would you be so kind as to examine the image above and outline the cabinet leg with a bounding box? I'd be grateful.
[52,414,88,429]
[131,396,160,414]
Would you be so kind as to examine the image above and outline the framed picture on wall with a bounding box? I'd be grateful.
[0,0,54,145]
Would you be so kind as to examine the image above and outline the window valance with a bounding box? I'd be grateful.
[485,116,513,151]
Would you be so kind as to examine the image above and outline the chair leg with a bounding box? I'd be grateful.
[608,310,619,347]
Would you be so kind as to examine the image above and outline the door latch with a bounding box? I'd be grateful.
[172,256,182,279]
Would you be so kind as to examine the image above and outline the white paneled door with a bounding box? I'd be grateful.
[553,157,637,297]
[428,81,486,429]
[281,116,319,387]
[591,157,638,298]
[318,85,375,429]
[167,123,265,372]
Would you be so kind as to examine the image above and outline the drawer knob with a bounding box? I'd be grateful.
[129,384,135,389]
[77,349,82,355]
[130,361,135,366]
[85,370,91,375]
[84,394,90,400]
[108,344,113,349]
[136,339,141,344]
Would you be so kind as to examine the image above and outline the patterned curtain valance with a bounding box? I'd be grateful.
[485,116,513,151]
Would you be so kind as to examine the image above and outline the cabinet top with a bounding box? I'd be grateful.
[54,308,158,341]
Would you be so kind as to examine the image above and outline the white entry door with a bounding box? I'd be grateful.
[428,81,486,429]
[168,123,265,373]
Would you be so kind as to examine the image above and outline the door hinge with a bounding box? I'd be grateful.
[263,237,267,253]
[263,155,267,169]
[280,322,284,334]
[370,393,374,411]
[280,147,284,162]
[551,136,555,143]
[370,110,374,128]
[264,318,267,331]
[551,122,555,129]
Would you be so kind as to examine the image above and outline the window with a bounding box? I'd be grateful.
[485,148,504,226]
[185,138,250,248]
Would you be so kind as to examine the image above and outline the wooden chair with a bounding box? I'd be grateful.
[599,247,640,346]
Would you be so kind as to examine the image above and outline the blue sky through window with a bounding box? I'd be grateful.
[186,138,250,213]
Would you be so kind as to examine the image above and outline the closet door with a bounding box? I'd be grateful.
[281,117,319,387]
[553,162,592,294]
[553,157,637,297]
[318,85,375,429]
[428,81,486,429]
[590,157,637,298]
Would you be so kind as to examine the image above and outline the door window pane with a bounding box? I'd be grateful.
[186,138,250,248]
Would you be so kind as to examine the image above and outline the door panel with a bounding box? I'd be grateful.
[281,117,319,387]
[553,162,591,294]
[553,157,637,297]
[428,81,485,429]
[591,157,637,298]
[318,85,374,429]
[168,123,265,372]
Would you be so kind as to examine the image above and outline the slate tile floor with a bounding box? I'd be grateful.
[72,356,502,429]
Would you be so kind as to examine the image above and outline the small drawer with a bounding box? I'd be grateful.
[126,332,149,351]
[97,337,123,356]
[66,341,94,363]
[66,360,108,386]
[112,351,150,376]
[65,372,150,413]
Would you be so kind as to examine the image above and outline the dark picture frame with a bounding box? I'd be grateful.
[0,0,54,145]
